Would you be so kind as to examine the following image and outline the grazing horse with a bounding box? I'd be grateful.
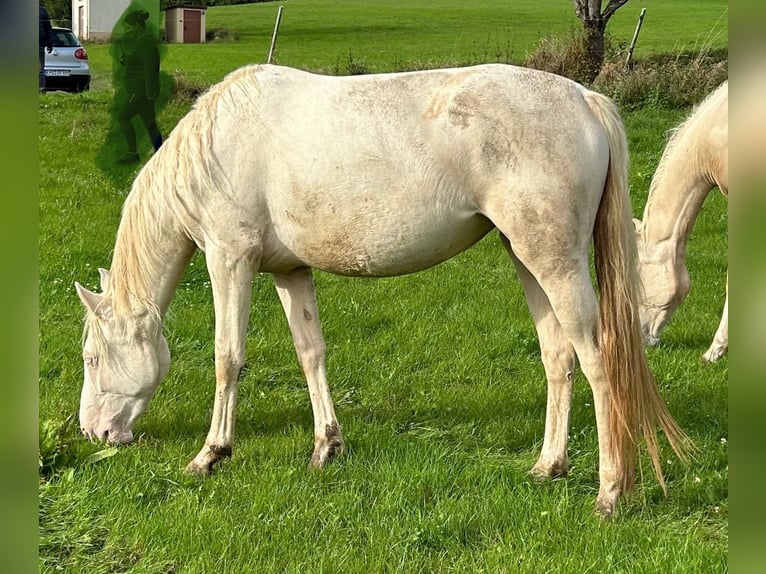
[634,82,728,362]
[75,64,688,517]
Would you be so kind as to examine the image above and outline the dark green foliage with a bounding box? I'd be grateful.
[43,0,72,27]
[39,416,84,477]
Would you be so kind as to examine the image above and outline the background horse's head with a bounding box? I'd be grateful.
[634,219,691,347]
[75,269,170,444]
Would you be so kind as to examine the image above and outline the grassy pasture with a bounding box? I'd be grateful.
[82,0,729,89]
[39,1,727,572]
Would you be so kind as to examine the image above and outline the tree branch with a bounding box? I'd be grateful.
[603,0,631,22]
[572,0,588,21]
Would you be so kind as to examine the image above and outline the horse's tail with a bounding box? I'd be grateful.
[583,91,692,494]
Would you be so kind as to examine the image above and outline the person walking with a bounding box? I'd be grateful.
[114,9,163,164]
[39,3,54,93]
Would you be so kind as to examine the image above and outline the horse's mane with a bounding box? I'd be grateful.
[648,81,728,201]
[86,65,264,348]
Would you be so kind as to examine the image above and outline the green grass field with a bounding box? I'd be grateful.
[39,1,727,572]
[82,0,728,89]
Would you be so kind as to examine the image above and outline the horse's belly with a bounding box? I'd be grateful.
[265,211,493,277]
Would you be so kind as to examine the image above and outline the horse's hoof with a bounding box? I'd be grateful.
[185,460,212,476]
[595,494,618,520]
[529,460,568,481]
[185,444,230,475]
[701,346,726,363]
[309,422,345,469]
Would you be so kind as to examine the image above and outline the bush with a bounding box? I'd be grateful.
[523,28,597,86]
[594,47,729,109]
[524,30,728,109]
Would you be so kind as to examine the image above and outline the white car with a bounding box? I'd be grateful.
[44,27,90,92]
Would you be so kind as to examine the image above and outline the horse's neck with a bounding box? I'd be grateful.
[641,133,716,264]
[109,191,195,319]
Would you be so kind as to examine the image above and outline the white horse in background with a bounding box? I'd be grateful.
[75,64,688,517]
[634,82,728,362]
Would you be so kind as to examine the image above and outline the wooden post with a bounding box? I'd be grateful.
[267,5,284,64]
[626,8,647,69]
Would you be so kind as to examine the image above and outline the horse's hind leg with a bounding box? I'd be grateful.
[528,259,621,515]
[501,235,577,479]
[702,272,728,363]
[487,202,621,515]
[273,268,344,468]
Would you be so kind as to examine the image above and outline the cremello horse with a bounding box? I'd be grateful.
[635,82,728,362]
[75,64,688,517]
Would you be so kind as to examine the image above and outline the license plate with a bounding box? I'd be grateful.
[45,70,70,76]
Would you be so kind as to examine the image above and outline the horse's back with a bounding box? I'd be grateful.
[178,64,610,276]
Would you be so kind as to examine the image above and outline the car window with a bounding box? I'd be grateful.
[51,31,79,48]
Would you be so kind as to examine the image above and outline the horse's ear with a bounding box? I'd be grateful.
[75,282,103,314]
[632,218,643,233]
[98,268,110,293]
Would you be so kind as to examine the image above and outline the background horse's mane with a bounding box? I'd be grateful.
[647,80,728,204]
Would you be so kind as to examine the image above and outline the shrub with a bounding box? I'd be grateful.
[523,28,599,86]
[525,30,727,109]
[594,47,729,109]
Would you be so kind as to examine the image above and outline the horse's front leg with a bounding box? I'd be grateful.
[186,246,258,475]
[273,268,344,468]
[702,272,728,363]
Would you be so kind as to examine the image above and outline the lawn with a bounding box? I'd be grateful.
[82,0,729,88]
[39,1,727,572]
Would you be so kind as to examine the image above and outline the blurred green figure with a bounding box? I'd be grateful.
[113,6,163,164]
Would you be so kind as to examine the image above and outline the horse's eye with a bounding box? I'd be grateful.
[84,356,98,368]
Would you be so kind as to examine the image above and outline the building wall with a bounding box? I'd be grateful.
[90,0,133,35]
[71,0,88,38]
[71,0,159,41]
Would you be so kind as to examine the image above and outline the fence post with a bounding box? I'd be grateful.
[267,5,285,64]
[625,8,647,69]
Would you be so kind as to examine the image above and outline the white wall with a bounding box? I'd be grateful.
[72,0,152,41]
[71,0,87,38]
[89,0,133,36]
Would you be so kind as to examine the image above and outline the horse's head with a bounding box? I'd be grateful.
[74,269,170,445]
[633,219,691,347]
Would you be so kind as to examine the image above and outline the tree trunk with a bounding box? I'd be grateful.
[573,0,630,83]
[582,18,607,83]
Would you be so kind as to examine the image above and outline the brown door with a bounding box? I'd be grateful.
[183,10,201,43]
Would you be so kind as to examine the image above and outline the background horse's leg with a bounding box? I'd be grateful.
[501,235,576,479]
[273,268,344,468]
[703,272,728,363]
[186,246,259,475]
